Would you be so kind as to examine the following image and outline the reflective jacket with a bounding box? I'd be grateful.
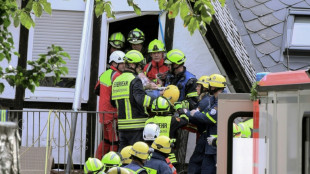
[143,59,169,84]
[95,66,121,123]
[112,71,153,131]
[238,118,253,138]
[144,151,172,174]
[165,68,198,110]
[124,161,147,174]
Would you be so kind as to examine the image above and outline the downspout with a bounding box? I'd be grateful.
[66,0,94,173]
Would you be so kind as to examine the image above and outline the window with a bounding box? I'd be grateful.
[25,1,90,103]
[285,10,310,54]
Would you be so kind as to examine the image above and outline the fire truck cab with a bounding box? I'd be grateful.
[217,69,310,174]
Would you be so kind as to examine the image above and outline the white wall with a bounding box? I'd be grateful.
[173,15,221,79]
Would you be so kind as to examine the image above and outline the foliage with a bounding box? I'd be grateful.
[95,0,225,35]
[0,0,69,94]
[250,81,259,101]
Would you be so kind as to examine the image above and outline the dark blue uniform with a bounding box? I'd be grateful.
[124,161,147,174]
[192,96,218,174]
[144,151,172,174]
[187,94,213,174]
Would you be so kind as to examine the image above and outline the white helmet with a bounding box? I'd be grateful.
[109,51,125,64]
[143,123,160,141]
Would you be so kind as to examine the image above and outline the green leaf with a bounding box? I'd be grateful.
[0,53,4,61]
[199,22,207,35]
[20,11,33,29]
[13,13,20,27]
[127,0,133,6]
[201,6,213,24]
[60,52,70,59]
[180,1,190,20]
[41,1,52,15]
[158,0,167,10]
[183,15,191,27]
[4,18,11,28]
[219,0,225,6]
[25,0,33,11]
[133,4,141,15]
[104,3,114,18]
[95,1,104,17]
[0,83,4,94]
[33,2,43,17]
[188,17,198,35]
[59,67,69,74]
[168,2,180,19]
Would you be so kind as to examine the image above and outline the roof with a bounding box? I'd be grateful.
[212,0,257,83]
[226,0,310,73]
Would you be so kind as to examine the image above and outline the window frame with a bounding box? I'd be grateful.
[302,112,310,174]
[284,9,310,54]
[25,1,91,103]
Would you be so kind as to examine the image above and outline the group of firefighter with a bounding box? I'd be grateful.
[84,28,253,174]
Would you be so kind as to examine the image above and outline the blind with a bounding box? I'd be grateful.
[32,10,84,78]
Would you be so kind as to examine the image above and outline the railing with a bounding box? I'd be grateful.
[4,110,117,173]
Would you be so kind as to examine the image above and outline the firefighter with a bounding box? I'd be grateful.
[187,75,213,174]
[144,136,174,174]
[127,28,150,64]
[143,124,177,174]
[123,141,150,174]
[109,32,125,54]
[143,39,169,86]
[207,123,242,147]
[188,74,227,174]
[84,157,105,174]
[95,51,126,158]
[106,167,130,174]
[164,49,198,110]
[145,96,189,139]
[112,50,154,150]
[120,146,133,166]
[101,151,122,172]
[238,117,253,138]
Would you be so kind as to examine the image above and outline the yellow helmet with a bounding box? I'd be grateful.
[120,146,132,165]
[197,75,210,89]
[151,135,172,154]
[165,49,186,65]
[129,141,150,160]
[84,158,105,174]
[106,167,130,174]
[208,74,227,88]
[151,96,172,113]
[163,85,180,105]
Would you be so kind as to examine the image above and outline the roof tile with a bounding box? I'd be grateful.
[255,0,270,3]
[292,1,310,8]
[272,8,287,21]
[258,28,281,40]
[235,0,247,10]
[250,33,266,44]
[244,19,267,32]
[256,49,265,58]
[269,36,283,47]
[288,61,310,70]
[271,22,284,34]
[258,14,282,26]
[240,9,258,21]
[265,0,287,11]
[256,42,278,54]
[237,0,260,8]
[279,0,303,6]
[250,4,273,17]
[260,55,277,68]
[267,63,287,72]
[270,49,281,62]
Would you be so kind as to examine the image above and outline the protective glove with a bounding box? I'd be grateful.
[190,109,199,116]
[174,102,183,110]
[207,135,217,146]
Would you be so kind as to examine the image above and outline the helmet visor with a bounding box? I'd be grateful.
[164,58,172,65]
[110,40,123,48]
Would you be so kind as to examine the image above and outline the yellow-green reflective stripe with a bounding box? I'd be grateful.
[112,94,130,100]
[119,124,146,129]
[143,95,151,107]
[118,118,147,123]
[125,98,132,120]
[205,112,216,123]
[180,114,189,121]
[144,167,157,174]
[1,110,6,122]
[187,92,198,97]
